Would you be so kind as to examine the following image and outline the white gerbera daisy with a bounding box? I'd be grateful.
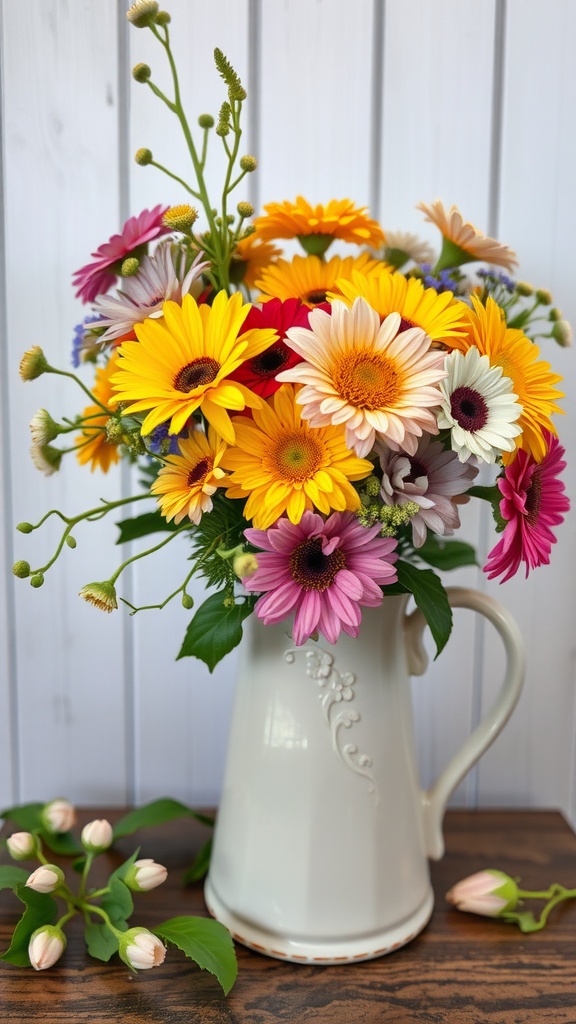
[93,245,208,341]
[279,297,447,458]
[437,347,522,463]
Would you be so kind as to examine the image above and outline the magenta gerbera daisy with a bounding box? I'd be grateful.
[243,509,398,646]
[72,205,170,303]
[229,298,309,397]
[484,432,570,583]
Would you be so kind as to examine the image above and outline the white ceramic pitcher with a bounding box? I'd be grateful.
[205,588,524,963]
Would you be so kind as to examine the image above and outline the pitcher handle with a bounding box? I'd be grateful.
[404,586,525,860]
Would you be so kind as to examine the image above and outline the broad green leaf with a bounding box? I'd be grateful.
[177,592,256,671]
[154,916,237,994]
[417,536,478,571]
[84,921,121,962]
[468,484,506,532]
[0,802,44,831]
[396,561,453,658]
[113,798,213,839]
[39,829,83,857]
[0,866,29,890]
[183,837,213,884]
[116,511,179,545]
[101,876,133,923]
[0,886,57,965]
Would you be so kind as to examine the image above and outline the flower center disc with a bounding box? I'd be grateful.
[174,357,220,393]
[525,469,542,527]
[250,343,290,377]
[187,457,213,486]
[334,350,400,410]
[450,386,489,431]
[272,432,324,481]
[289,537,346,591]
[305,289,328,305]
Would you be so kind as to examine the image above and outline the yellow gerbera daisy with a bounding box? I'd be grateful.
[151,425,230,525]
[256,252,380,308]
[444,295,564,462]
[331,268,469,345]
[110,291,277,444]
[75,354,121,473]
[220,383,373,529]
[232,233,282,289]
[251,197,385,255]
[278,297,447,458]
[417,200,518,273]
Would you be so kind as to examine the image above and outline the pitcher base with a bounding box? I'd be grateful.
[204,881,434,964]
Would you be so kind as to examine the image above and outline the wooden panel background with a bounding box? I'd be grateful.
[1,0,574,819]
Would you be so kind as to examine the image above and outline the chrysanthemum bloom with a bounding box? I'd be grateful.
[484,432,570,582]
[244,509,398,645]
[30,444,62,476]
[251,197,385,255]
[256,252,379,308]
[437,347,522,463]
[442,296,564,463]
[30,409,60,446]
[378,435,478,547]
[232,233,283,289]
[151,425,230,525]
[417,200,518,273]
[332,267,469,345]
[19,345,48,381]
[377,230,435,269]
[110,291,277,443]
[72,205,170,303]
[279,297,447,458]
[92,246,209,342]
[229,298,309,397]
[221,383,373,529]
[79,580,118,612]
[75,354,122,473]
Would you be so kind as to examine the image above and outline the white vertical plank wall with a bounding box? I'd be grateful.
[1,0,574,820]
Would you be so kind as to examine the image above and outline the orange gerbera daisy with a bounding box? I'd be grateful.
[252,197,385,255]
[417,200,518,273]
[256,252,380,308]
[444,295,564,462]
[151,425,230,525]
[332,268,469,346]
[75,354,121,473]
[232,233,283,289]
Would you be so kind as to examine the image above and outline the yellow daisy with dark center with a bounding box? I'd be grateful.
[151,426,230,525]
[110,291,277,444]
[220,383,373,529]
[256,252,380,308]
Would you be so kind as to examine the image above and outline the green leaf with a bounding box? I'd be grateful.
[183,837,213,884]
[39,829,83,857]
[0,866,29,890]
[468,484,506,533]
[0,886,57,965]
[84,921,121,962]
[396,561,453,658]
[177,592,256,671]
[113,798,213,839]
[101,876,133,923]
[116,510,179,544]
[417,536,479,571]
[154,916,238,994]
[0,802,44,831]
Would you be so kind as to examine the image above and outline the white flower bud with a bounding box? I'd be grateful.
[446,869,519,917]
[81,818,114,853]
[26,864,64,894]
[119,927,166,970]
[124,858,168,892]
[6,831,36,861]
[28,926,67,970]
[41,798,76,834]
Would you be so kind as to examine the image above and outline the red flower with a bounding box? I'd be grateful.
[230,298,311,397]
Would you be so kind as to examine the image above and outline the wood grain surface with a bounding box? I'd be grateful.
[1,810,576,1023]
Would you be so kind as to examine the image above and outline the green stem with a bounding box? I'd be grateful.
[109,527,188,587]
[46,368,110,413]
[79,901,123,938]
[148,159,201,200]
[78,852,95,901]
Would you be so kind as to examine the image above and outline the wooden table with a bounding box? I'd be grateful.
[1,809,576,1022]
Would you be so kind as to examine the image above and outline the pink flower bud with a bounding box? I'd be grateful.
[28,926,66,970]
[41,798,76,834]
[26,864,64,894]
[6,831,36,860]
[124,858,168,892]
[446,869,519,917]
[119,927,166,970]
[81,818,113,853]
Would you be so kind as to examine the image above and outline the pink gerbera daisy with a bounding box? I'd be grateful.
[243,509,398,646]
[229,298,309,397]
[484,432,570,582]
[72,205,170,303]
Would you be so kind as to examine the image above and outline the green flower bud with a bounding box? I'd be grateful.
[515,280,534,297]
[30,574,45,589]
[134,147,153,166]
[155,11,171,26]
[535,287,553,305]
[13,560,31,579]
[216,101,231,137]
[66,535,77,549]
[121,257,140,276]
[239,155,257,173]
[163,204,198,231]
[198,114,215,129]
[551,319,572,347]
[181,593,194,610]
[548,307,562,322]
[132,62,151,83]
[79,581,118,613]
[19,346,49,381]
[237,201,254,219]
[126,1,159,28]
[17,522,34,533]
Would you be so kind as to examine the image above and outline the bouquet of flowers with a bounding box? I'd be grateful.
[14,0,571,670]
